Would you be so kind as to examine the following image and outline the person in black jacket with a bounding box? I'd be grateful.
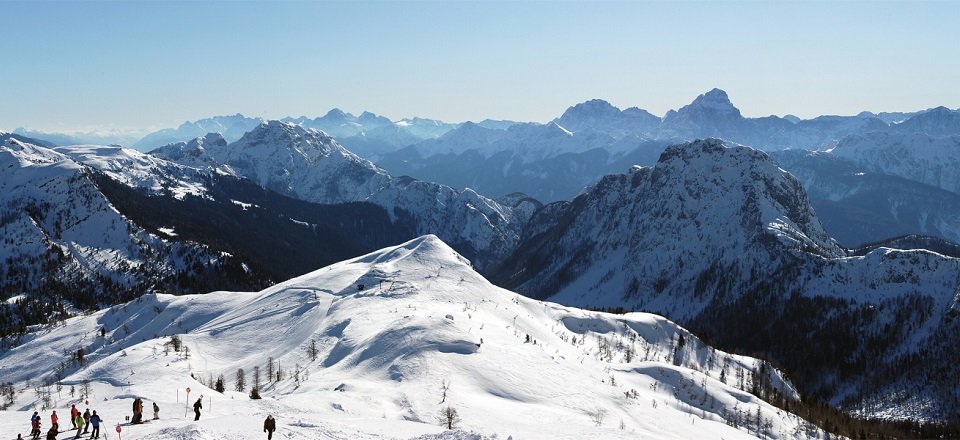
[193,396,203,421]
[82,409,90,434]
[263,415,276,440]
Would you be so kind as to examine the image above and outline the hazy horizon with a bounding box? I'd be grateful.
[3,1,959,133]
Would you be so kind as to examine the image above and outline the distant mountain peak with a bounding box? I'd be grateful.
[322,108,351,121]
[685,88,739,114]
[559,99,621,120]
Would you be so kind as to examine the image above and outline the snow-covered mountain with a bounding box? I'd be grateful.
[146,132,227,171]
[52,144,210,200]
[1,131,57,148]
[553,99,661,137]
[661,88,748,139]
[830,131,960,194]
[0,137,263,334]
[12,127,148,147]
[372,89,953,204]
[377,123,670,202]
[493,139,960,421]
[0,235,830,440]
[151,122,539,269]
[890,106,960,137]
[772,149,960,247]
[132,114,263,151]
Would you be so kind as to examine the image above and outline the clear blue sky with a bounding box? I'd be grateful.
[2,1,958,132]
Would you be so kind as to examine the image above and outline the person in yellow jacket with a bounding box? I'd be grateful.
[72,413,84,438]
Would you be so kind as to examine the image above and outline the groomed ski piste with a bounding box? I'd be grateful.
[1,235,829,439]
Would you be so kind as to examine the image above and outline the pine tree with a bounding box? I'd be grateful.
[235,368,246,392]
[305,339,318,362]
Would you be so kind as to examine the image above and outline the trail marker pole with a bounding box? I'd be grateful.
[184,387,191,418]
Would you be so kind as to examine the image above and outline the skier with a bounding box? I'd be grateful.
[30,414,42,440]
[69,405,79,429]
[152,402,160,420]
[263,415,276,439]
[46,425,58,440]
[131,398,143,424]
[88,411,101,439]
[72,412,84,438]
[193,396,203,421]
[50,410,58,427]
[82,409,90,434]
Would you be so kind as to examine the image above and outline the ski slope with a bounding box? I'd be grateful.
[1,236,826,439]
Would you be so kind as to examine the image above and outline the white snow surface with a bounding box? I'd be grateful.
[0,236,826,440]
[53,144,209,199]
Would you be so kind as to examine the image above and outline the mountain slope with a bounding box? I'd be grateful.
[0,138,264,335]
[773,149,960,246]
[133,114,263,151]
[493,139,960,420]
[0,235,827,440]
[830,131,960,194]
[91,171,419,281]
[152,122,537,270]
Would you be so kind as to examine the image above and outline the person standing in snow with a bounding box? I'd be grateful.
[46,425,58,440]
[152,402,159,420]
[193,396,203,421]
[88,410,101,439]
[69,405,79,429]
[72,413,84,438]
[30,414,42,440]
[263,415,276,440]
[131,398,143,424]
[81,409,90,434]
[50,410,58,428]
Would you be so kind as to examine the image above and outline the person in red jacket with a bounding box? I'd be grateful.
[69,405,79,429]
[30,416,41,440]
[50,411,58,428]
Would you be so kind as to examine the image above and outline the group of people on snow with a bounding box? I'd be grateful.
[129,397,160,424]
[25,404,102,440]
[23,397,277,439]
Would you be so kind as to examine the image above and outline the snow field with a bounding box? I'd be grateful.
[2,236,828,439]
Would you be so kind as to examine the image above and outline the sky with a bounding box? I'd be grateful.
[1,0,959,133]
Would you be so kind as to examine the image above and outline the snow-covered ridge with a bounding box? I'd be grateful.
[54,144,210,200]
[151,121,538,269]
[0,137,259,325]
[830,131,960,194]
[496,138,960,420]
[0,235,825,440]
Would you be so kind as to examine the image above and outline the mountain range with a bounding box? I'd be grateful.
[5,90,960,435]
[492,139,960,420]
